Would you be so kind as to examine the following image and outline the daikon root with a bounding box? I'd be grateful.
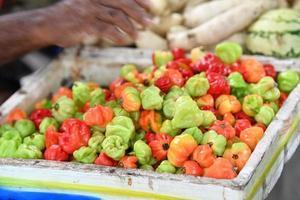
[293,0,300,9]
[148,0,168,16]
[205,32,247,52]
[167,0,189,13]
[135,30,168,50]
[169,25,188,34]
[184,0,209,12]
[149,13,183,36]
[278,0,289,7]
[184,0,242,28]
[168,0,276,50]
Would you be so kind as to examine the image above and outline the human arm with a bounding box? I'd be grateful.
[0,0,151,64]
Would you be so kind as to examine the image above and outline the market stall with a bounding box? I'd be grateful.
[1,1,300,200]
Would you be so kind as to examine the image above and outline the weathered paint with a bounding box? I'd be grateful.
[0,47,300,200]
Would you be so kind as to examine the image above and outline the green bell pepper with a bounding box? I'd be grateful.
[185,74,209,97]
[105,116,135,144]
[133,140,152,165]
[153,50,174,67]
[0,140,19,158]
[23,133,45,151]
[102,135,128,161]
[242,94,264,117]
[88,133,105,153]
[182,127,203,144]
[215,42,242,64]
[277,70,300,93]
[90,88,106,107]
[201,110,217,128]
[14,119,36,138]
[171,96,203,129]
[254,105,275,126]
[201,130,227,156]
[72,82,91,107]
[156,160,176,174]
[0,124,15,137]
[141,86,164,110]
[39,117,59,134]
[160,120,180,137]
[73,146,97,164]
[15,144,42,159]
[52,96,76,122]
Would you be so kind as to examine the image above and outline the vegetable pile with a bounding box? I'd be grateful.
[1,42,299,179]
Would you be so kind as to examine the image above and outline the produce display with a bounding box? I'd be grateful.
[98,0,300,59]
[246,9,300,58]
[1,42,299,180]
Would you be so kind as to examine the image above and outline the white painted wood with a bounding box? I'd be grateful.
[1,47,300,200]
[263,152,284,199]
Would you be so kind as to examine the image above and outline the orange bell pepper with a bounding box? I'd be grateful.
[83,105,114,128]
[6,108,27,123]
[52,87,73,103]
[196,94,214,108]
[223,142,251,172]
[215,95,241,115]
[139,110,162,133]
[203,157,237,179]
[118,156,138,169]
[114,82,135,99]
[254,123,267,131]
[167,134,197,167]
[209,120,236,140]
[240,58,265,83]
[149,133,173,161]
[223,113,236,126]
[164,69,185,87]
[182,160,203,176]
[240,127,264,151]
[192,144,216,168]
[121,87,141,112]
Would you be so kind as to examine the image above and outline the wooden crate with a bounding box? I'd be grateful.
[0,47,300,200]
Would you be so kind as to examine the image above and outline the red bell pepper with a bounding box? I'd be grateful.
[209,120,236,140]
[30,109,52,128]
[172,48,185,60]
[58,119,91,154]
[207,73,230,98]
[263,64,276,79]
[44,145,69,161]
[118,156,138,169]
[45,126,60,148]
[149,133,173,161]
[95,152,118,166]
[234,119,252,137]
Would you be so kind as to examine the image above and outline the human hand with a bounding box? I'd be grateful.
[42,0,152,47]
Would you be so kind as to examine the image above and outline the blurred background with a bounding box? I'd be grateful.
[0,1,300,199]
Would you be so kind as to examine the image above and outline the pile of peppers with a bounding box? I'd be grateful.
[1,42,299,180]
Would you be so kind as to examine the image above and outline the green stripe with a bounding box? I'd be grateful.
[246,114,300,200]
[0,176,189,200]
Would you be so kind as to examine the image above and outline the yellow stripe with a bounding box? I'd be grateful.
[0,176,189,200]
[246,114,300,200]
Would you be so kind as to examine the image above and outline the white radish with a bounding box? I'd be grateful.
[184,0,209,12]
[149,13,183,36]
[135,30,168,50]
[278,0,289,7]
[184,0,242,28]
[167,0,189,12]
[293,0,300,9]
[148,0,168,16]
[169,25,188,34]
[168,0,276,50]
